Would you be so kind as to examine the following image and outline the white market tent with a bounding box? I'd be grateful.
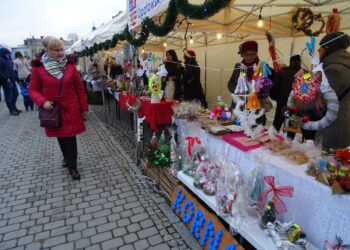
[71,0,350,107]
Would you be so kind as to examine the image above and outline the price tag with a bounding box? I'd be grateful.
[293,224,301,229]
[247,172,253,177]
[265,204,271,210]
[303,73,311,80]
[240,72,246,77]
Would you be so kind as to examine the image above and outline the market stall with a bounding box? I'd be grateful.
[71,1,350,249]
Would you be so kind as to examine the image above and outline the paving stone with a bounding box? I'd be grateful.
[67,232,82,242]
[113,227,127,237]
[73,222,87,231]
[85,245,101,250]
[42,235,66,248]
[90,231,113,244]
[35,231,50,241]
[140,219,154,229]
[117,218,131,227]
[127,223,142,233]
[74,238,90,249]
[124,233,138,244]
[82,228,97,238]
[87,217,108,227]
[130,213,149,223]
[51,225,73,237]
[133,239,150,250]
[97,222,117,233]
[138,226,158,239]
[18,235,34,246]
[119,245,135,250]
[148,243,171,250]
[148,235,164,246]
[51,243,74,250]
[101,238,124,250]
[0,239,17,250]
[3,228,27,241]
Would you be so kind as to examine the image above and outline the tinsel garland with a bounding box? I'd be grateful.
[176,0,231,19]
[144,0,178,37]
[78,0,231,56]
[123,24,150,47]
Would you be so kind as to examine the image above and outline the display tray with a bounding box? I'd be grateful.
[177,171,277,250]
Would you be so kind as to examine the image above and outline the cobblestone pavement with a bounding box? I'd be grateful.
[0,98,200,250]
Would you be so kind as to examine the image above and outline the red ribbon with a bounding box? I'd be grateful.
[325,240,344,250]
[258,176,294,215]
[185,137,201,157]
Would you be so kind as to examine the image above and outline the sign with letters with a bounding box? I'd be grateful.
[171,184,244,250]
[127,0,170,30]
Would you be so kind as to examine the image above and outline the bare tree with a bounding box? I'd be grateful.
[67,33,79,42]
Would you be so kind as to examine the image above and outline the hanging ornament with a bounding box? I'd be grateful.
[150,132,158,149]
[326,8,340,34]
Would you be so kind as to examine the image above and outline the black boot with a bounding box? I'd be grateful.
[62,160,68,168]
[69,168,81,180]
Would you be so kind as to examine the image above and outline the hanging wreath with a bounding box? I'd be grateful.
[148,75,162,94]
[144,0,178,37]
[292,8,325,37]
[292,72,319,103]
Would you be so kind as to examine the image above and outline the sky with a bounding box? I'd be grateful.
[0,0,126,47]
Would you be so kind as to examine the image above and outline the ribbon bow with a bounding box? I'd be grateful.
[325,236,350,250]
[261,61,272,78]
[185,137,201,157]
[258,176,294,215]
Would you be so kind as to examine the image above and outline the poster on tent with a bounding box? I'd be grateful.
[128,0,170,30]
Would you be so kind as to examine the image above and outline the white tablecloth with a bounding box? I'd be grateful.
[176,120,350,249]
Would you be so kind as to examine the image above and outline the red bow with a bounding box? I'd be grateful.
[185,137,201,157]
[258,176,294,215]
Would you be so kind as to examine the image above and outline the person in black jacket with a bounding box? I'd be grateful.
[182,50,207,108]
[164,49,183,100]
[0,48,20,115]
[270,55,301,131]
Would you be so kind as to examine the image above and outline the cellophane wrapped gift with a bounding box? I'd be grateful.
[216,160,241,216]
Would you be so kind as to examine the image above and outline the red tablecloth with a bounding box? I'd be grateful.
[118,93,137,112]
[118,94,174,131]
[139,99,174,131]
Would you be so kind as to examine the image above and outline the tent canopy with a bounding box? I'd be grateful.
[143,0,350,49]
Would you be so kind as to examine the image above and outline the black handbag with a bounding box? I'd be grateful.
[38,75,64,129]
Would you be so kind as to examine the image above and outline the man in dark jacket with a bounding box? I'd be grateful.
[317,32,350,149]
[0,48,20,115]
[270,55,301,131]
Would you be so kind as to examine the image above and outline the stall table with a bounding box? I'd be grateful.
[176,119,350,250]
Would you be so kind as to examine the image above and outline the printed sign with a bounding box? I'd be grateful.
[171,184,244,250]
[127,0,170,30]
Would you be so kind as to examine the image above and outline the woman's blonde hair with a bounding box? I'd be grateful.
[43,36,63,50]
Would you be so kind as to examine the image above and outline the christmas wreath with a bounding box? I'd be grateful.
[292,8,325,37]
[292,73,319,103]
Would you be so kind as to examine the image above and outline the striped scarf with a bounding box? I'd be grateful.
[42,53,67,79]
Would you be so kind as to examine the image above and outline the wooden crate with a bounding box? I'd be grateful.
[159,167,179,201]
[144,160,178,202]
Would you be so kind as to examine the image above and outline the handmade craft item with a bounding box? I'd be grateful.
[148,74,162,103]
[292,8,325,37]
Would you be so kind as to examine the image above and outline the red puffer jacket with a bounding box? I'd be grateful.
[29,57,88,137]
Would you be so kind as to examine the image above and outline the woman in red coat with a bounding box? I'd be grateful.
[29,36,88,180]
